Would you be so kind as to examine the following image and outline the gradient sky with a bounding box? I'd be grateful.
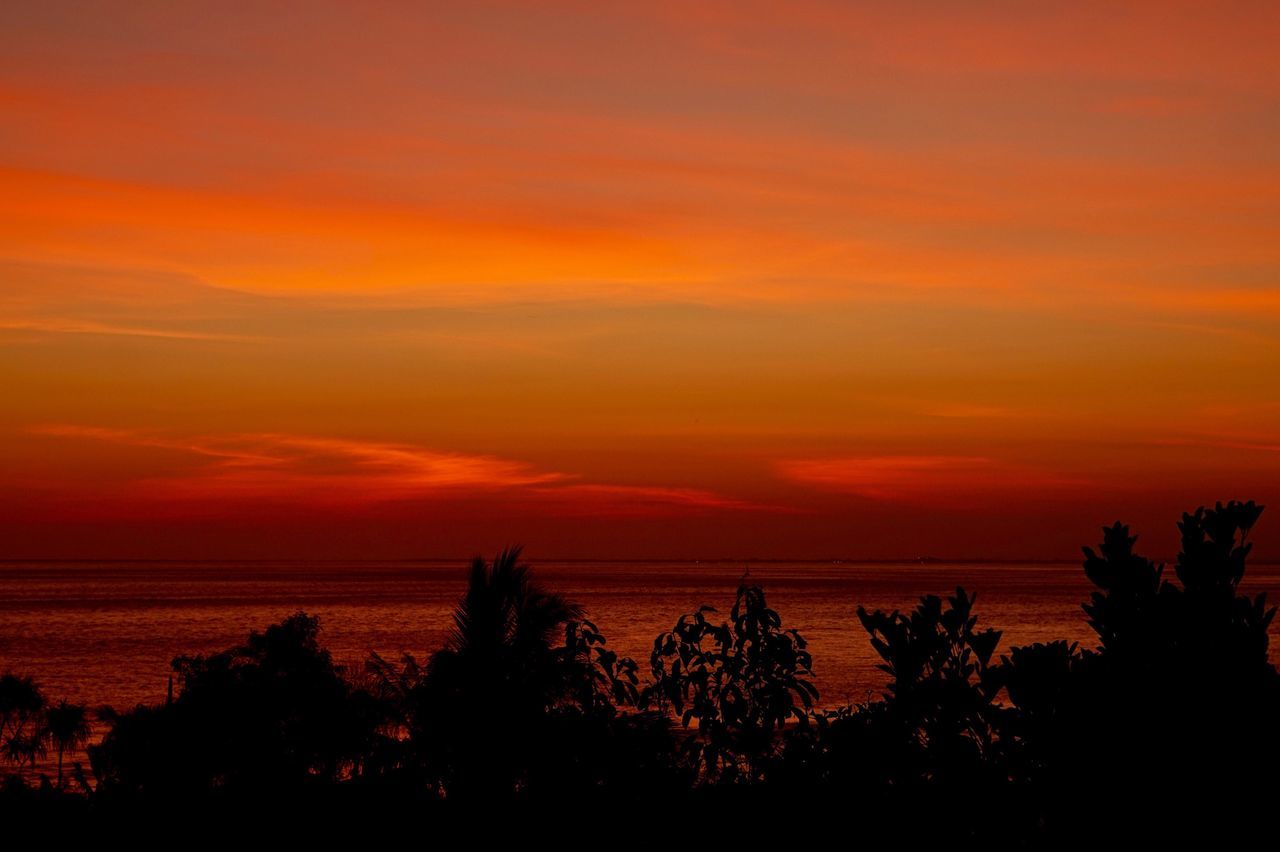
[3,1,1280,560]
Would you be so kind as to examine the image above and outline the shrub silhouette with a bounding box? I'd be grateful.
[641,579,817,783]
[559,618,642,715]
[784,588,1008,796]
[853,588,1007,785]
[991,639,1079,785]
[90,613,383,799]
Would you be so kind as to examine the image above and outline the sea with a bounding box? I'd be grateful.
[10,558,1280,718]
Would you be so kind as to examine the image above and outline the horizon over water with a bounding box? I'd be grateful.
[6,558,1280,720]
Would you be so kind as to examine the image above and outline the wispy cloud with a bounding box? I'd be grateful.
[777,455,1091,504]
[1151,435,1280,455]
[0,319,257,342]
[30,425,771,517]
[527,484,785,517]
[32,426,563,503]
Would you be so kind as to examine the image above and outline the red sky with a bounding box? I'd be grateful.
[3,2,1279,560]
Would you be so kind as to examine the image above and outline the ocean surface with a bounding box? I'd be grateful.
[5,559,1280,716]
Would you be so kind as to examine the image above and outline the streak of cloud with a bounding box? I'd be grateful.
[777,455,1094,504]
[29,425,773,518]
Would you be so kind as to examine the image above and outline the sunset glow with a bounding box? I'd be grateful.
[4,1,1279,559]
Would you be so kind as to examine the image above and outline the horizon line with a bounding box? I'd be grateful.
[5,555,1273,566]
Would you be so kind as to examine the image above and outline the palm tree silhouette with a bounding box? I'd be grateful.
[2,731,46,780]
[0,674,45,740]
[431,545,583,698]
[420,546,584,798]
[43,700,90,790]
[0,673,47,782]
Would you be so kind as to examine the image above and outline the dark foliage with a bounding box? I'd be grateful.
[854,587,1006,783]
[90,613,386,799]
[0,673,48,778]
[43,700,91,790]
[4,502,1279,841]
[641,579,817,782]
[772,585,1014,841]
[373,546,678,803]
[1018,500,1280,838]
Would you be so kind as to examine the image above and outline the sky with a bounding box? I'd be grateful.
[2,1,1279,560]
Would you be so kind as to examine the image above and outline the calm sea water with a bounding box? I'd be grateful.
[4,559,1280,716]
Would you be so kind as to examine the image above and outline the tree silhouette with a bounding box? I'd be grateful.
[1174,501,1273,673]
[91,613,382,798]
[992,639,1079,785]
[1000,501,1278,840]
[42,701,90,790]
[433,546,583,699]
[359,649,425,779]
[0,674,47,782]
[852,588,1007,785]
[559,618,641,716]
[1080,501,1273,676]
[413,546,588,799]
[641,579,817,782]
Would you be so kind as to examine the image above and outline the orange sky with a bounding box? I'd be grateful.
[3,1,1279,559]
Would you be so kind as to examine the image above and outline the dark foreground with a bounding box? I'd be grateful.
[2,501,1277,843]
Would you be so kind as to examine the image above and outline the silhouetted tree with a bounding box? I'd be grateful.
[519,619,679,806]
[992,639,1079,784]
[412,546,586,798]
[42,701,90,790]
[999,501,1278,840]
[765,588,1027,845]
[432,546,583,701]
[852,588,1006,785]
[400,548,677,803]
[91,613,383,799]
[1079,501,1273,677]
[358,650,425,780]
[559,618,641,716]
[1173,501,1273,674]
[0,674,47,782]
[641,579,817,782]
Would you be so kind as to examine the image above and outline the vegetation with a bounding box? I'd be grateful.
[641,581,817,782]
[1,501,1276,839]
